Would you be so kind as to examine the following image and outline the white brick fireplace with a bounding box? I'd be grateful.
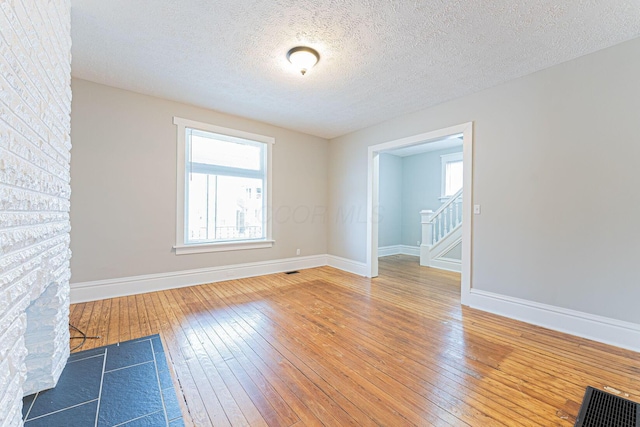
[0,1,72,426]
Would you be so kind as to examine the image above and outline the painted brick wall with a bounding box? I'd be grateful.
[0,1,72,425]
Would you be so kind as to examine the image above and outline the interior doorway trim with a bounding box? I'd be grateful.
[366,122,473,304]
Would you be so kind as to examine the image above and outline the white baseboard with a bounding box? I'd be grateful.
[399,245,420,257]
[326,255,368,276]
[70,255,327,303]
[378,245,401,257]
[467,289,640,352]
[378,245,420,257]
[430,257,462,273]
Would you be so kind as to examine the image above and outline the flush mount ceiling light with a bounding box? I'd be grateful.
[286,46,319,76]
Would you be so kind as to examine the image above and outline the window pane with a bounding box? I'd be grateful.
[186,173,208,241]
[186,173,263,243]
[191,132,262,170]
[445,160,463,196]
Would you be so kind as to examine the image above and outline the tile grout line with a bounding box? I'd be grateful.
[111,410,165,427]
[24,399,99,422]
[23,391,38,421]
[94,348,108,427]
[67,352,106,364]
[103,359,154,374]
[151,339,170,426]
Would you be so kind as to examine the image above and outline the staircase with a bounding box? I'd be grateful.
[420,188,462,272]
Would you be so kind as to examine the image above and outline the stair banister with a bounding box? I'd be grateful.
[421,187,463,268]
[428,187,463,221]
[429,188,463,245]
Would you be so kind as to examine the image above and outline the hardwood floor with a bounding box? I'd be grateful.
[69,255,640,426]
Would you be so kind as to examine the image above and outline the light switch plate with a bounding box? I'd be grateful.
[474,204,481,214]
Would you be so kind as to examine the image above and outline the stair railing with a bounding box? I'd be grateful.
[429,188,463,245]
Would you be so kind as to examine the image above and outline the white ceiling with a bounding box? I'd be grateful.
[70,1,640,139]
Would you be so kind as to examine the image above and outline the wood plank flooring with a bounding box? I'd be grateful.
[69,255,640,426]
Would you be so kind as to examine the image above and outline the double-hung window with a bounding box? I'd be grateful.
[173,117,274,254]
[440,152,463,199]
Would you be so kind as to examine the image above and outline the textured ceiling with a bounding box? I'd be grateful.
[70,0,640,139]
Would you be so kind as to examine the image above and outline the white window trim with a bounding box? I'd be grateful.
[173,117,275,255]
[439,151,463,201]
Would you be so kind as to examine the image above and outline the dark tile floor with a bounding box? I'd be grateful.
[22,334,184,427]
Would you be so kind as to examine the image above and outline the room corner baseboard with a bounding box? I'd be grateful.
[378,245,420,257]
[467,289,640,352]
[378,245,401,257]
[70,255,327,303]
[326,255,368,276]
[399,245,420,257]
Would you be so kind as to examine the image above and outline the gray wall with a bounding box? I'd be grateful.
[328,37,640,324]
[443,242,462,260]
[71,79,328,283]
[378,154,403,247]
[401,147,462,247]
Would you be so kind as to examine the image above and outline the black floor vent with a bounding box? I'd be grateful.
[284,271,300,275]
[575,386,639,427]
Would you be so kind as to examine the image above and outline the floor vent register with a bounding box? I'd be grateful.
[575,386,639,427]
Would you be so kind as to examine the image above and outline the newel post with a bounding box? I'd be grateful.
[420,210,434,267]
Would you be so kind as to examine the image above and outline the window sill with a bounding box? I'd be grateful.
[174,239,275,255]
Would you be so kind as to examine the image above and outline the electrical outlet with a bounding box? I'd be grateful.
[296,248,301,256]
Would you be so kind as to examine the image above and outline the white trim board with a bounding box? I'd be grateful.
[378,245,402,257]
[70,255,326,303]
[467,289,640,352]
[430,258,461,273]
[400,245,420,257]
[378,245,420,257]
[326,255,368,277]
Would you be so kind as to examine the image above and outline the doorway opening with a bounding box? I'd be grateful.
[366,122,473,303]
